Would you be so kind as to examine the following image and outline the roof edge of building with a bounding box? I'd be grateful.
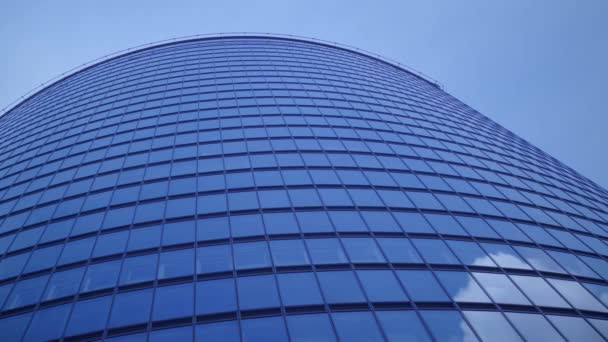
[0,33,442,119]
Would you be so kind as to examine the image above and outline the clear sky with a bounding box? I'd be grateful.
[1,0,607,189]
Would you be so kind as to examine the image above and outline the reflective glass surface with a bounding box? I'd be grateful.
[0,36,607,341]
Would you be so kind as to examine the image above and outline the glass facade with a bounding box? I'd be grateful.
[0,36,607,341]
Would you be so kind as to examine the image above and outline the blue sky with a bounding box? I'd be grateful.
[1,0,606,188]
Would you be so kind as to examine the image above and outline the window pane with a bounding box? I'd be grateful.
[234,242,271,270]
[153,283,194,320]
[447,240,495,267]
[0,312,31,341]
[463,311,522,342]
[420,310,479,342]
[510,275,569,308]
[506,312,565,342]
[342,238,385,263]
[81,260,121,292]
[196,245,233,274]
[548,315,604,341]
[296,212,333,233]
[43,267,84,301]
[376,311,432,342]
[473,272,530,305]
[270,240,310,266]
[277,272,323,306]
[162,221,195,245]
[481,243,531,270]
[24,304,70,341]
[109,288,153,328]
[377,238,422,264]
[150,326,193,342]
[514,246,565,273]
[195,320,240,342]
[196,278,236,314]
[357,270,407,302]
[4,275,48,310]
[318,271,365,303]
[397,270,449,302]
[237,274,280,310]
[436,271,491,303]
[158,249,194,279]
[548,278,607,312]
[306,239,348,265]
[120,254,158,285]
[332,311,384,342]
[287,314,337,342]
[66,295,112,336]
[264,212,299,235]
[242,316,288,342]
[412,239,459,264]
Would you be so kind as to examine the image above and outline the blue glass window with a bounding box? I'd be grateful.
[0,312,31,342]
[127,225,162,251]
[332,311,384,342]
[463,311,523,342]
[158,248,194,279]
[81,260,121,292]
[329,211,367,232]
[237,274,280,310]
[376,311,432,342]
[162,221,195,245]
[393,212,434,233]
[234,241,271,270]
[196,244,233,274]
[397,270,449,301]
[109,289,153,328]
[510,275,569,308]
[317,271,365,303]
[482,243,531,270]
[195,321,240,342]
[196,278,236,314]
[92,231,128,257]
[473,272,530,305]
[342,238,385,263]
[287,314,337,342]
[120,254,157,285]
[306,238,348,264]
[420,310,478,342]
[296,212,333,233]
[65,295,112,336]
[377,238,422,264]
[412,239,459,264]
[149,326,193,341]
[548,278,607,312]
[506,312,565,342]
[153,283,194,320]
[58,237,95,265]
[241,316,288,342]
[270,240,310,266]
[197,217,230,241]
[23,304,71,341]
[264,212,300,234]
[357,270,407,302]
[447,240,496,267]
[361,211,401,232]
[277,272,323,306]
[548,315,605,341]
[43,267,85,301]
[230,214,265,238]
[4,275,48,310]
[436,271,491,303]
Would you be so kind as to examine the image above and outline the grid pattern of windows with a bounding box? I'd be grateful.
[0,36,608,341]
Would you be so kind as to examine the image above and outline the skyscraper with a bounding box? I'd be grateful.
[0,35,607,341]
